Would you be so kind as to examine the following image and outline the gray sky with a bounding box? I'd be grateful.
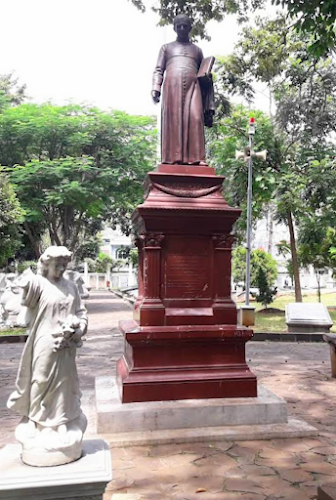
[1,0,271,115]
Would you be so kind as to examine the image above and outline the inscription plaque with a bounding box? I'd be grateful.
[164,237,211,299]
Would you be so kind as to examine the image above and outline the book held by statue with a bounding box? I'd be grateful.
[197,56,215,81]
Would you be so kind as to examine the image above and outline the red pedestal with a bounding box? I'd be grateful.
[116,164,257,402]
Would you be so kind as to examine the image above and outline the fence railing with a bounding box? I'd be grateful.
[83,272,137,291]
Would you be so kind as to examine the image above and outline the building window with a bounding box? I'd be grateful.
[116,247,128,260]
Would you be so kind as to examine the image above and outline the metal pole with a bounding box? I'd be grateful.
[245,132,254,306]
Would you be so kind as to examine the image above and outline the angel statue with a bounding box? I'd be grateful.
[7,246,88,467]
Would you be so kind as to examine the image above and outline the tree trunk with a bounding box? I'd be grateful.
[315,270,321,302]
[23,222,41,259]
[50,217,62,246]
[267,205,274,254]
[269,88,273,119]
[287,210,302,302]
[268,216,274,254]
[69,213,84,252]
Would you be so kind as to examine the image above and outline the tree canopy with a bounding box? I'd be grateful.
[130,0,336,55]
[232,247,278,287]
[278,0,336,56]
[0,73,26,112]
[0,103,157,258]
[0,174,23,266]
[208,105,278,238]
[208,13,336,301]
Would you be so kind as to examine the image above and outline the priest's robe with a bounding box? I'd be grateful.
[153,40,208,165]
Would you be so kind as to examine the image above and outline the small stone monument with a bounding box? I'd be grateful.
[286,303,333,334]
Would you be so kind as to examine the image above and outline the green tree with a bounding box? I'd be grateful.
[326,229,336,277]
[278,0,336,56]
[208,105,278,238]
[130,0,336,55]
[254,267,277,308]
[212,16,336,302]
[0,104,157,256]
[5,157,107,254]
[17,260,38,274]
[293,155,336,300]
[0,174,23,267]
[0,73,26,111]
[85,253,123,273]
[276,239,295,286]
[131,0,265,40]
[298,217,329,303]
[94,252,114,273]
[74,235,101,263]
[129,247,139,269]
[274,173,305,302]
[297,213,336,302]
[232,247,278,288]
[214,15,290,114]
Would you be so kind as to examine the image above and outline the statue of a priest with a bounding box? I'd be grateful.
[152,14,215,165]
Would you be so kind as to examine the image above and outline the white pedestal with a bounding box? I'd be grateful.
[286,303,333,333]
[96,377,318,446]
[0,439,112,500]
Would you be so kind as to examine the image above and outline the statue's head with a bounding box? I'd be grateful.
[173,14,192,39]
[38,246,72,280]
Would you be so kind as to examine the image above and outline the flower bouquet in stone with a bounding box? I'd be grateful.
[52,315,85,352]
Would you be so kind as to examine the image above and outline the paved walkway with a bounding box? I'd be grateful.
[1,291,336,500]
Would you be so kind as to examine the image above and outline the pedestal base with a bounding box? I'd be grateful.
[96,377,318,446]
[117,320,257,403]
[0,439,112,500]
[122,164,257,404]
[15,412,87,467]
[96,376,318,446]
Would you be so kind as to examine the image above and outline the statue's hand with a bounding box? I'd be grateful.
[72,327,84,343]
[151,90,160,104]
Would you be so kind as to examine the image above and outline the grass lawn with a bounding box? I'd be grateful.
[250,290,336,333]
[0,328,27,336]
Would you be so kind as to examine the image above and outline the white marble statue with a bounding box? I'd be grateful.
[7,246,88,467]
[0,274,23,327]
[64,269,90,299]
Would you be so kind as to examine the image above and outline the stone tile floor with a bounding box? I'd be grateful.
[1,291,336,500]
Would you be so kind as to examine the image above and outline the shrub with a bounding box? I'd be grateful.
[254,268,277,308]
[17,260,37,274]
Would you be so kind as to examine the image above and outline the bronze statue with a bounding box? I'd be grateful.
[152,14,215,165]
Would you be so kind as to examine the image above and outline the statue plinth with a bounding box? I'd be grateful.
[116,164,257,402]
